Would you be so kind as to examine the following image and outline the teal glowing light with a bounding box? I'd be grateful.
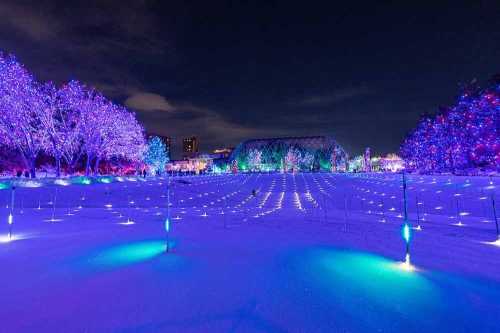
[165,218,170,232]
[402,223,411,243]
[72,176,92,185]
[0,182,10,190]
[91,240,166,267]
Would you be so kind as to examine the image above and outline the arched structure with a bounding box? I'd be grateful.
[229,136,347,172]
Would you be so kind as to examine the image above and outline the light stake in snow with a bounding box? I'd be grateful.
[51,187,58,222]
[165,217,170,252]
[415,194,421,229]
[165,173,171,252]
[8,185,15,241]
[343,194,348,230]
[401,172,412,269]
[492,194,499,241]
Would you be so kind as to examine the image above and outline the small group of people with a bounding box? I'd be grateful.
[15,170,30,178]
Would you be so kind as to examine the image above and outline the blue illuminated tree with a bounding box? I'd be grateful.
[144,136,169,175]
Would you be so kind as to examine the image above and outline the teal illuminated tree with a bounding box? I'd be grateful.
[247,149,262,171]
[144,136,169,175]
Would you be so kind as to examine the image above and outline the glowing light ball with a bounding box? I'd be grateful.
[14,180,43,188]
[0,234,13,243]
[72,176,92,185]
[402,223,411,243]
[98,176,114,184]
[54,179,71,186]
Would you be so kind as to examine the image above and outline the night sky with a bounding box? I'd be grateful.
[0,1,499,158]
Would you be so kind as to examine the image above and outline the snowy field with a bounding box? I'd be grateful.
[0,172,499,333]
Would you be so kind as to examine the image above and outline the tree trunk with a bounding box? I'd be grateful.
[55,155,61,178]
[69,155,80,175]
[85,155,92,176]
[94,157,101,176]
[29,158,36,178]
[19,150,37,178]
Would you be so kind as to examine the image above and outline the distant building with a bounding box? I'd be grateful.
[167,155,213,174]
[182,136,199,158]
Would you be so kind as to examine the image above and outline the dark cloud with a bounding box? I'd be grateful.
[290,87,373,107]
[125,93,174,112]
[0,2,56,41]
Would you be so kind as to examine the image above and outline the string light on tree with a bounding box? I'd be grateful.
[401,78,499,173]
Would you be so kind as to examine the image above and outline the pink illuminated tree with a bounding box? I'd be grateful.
[247,149,262,171]
[285,147,300,172]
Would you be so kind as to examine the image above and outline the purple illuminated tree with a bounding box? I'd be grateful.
[0,53,146,177]
[41,79,146,176]
[106,104,145,167]
[75,89,145,175]
[0,53,46,178]
[401,79,500,173]
[39,81,84,177]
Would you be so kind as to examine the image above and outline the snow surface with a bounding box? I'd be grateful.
[0,172,499,332]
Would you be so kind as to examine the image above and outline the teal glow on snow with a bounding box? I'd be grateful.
[0,182,9,190]
[91,240,166,267]
[297,248,437,316]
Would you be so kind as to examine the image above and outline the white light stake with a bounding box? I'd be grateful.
[8,213,13,240]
